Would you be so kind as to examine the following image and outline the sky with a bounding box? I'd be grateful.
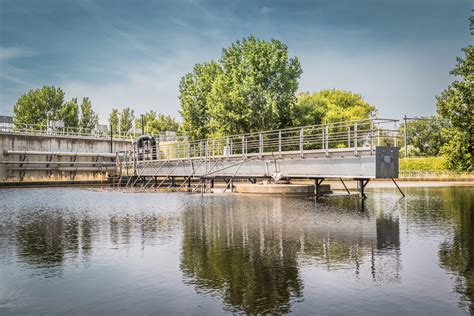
[0,0,472,123]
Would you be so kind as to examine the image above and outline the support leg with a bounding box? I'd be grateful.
[391,178,406,197]
[314,178,325,197]
[358,179,370,199]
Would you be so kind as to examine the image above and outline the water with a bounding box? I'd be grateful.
[0,186,472,315]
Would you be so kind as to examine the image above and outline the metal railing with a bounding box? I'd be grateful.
[0,123,188,141]
[132,118,400,162]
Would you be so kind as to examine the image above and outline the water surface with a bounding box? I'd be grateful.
[0,186,473,314]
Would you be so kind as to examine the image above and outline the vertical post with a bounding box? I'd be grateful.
[157,142,161,160]
[259,133,263,158]
[299,128,304,158]
[212,139,215,158]
[354,123,358,156]
[404,115,408,157]
[322,128,325,150]
[370,118,374,155]
[110,123,113,153]
[393,121,398,147]
[325,125,329,158]
[230,139,233,156]
[377,128,380,146]
[226,137,230,158]
[188,142,191,160]
[242,135,245,159]
[141,115,145,135]
[278,130,282,159]
[177,142,180,159]
[347,126,351,148]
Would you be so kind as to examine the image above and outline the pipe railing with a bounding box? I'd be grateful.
[131,118,400,162]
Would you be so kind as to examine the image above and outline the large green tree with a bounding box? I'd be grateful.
[119,107,135,133]
[79,97,99,130]
[136,110,179,134]
[179,36,302,138]
[108,109,120,133]
[208,36,302,136]
[399,116,448,157]
[179,62,222,140]
[60,97,79,128]
[13,86,65,125]
[292,90,376,126]
[436,14,473,172]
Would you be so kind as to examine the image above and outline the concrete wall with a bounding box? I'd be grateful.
[0,132,131,181]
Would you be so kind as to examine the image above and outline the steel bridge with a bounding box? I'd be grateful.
[115,118,402,197]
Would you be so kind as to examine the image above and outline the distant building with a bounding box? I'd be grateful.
[0,116,14,131]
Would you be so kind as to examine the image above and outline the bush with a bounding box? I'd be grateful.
[399,157,448,172]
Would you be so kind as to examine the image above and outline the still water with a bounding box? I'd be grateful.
[0,186,473,315]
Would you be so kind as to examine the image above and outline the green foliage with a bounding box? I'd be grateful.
[292,90,376,127]
[136,110,180,134]
[108,109,119,133]
[399,157,447,172]
[13,86,65,125]
[399,116,448,157]
[59,97,79,128]
[119,107,135,133]
[179,62,222,140]
[179,36,302,139]
[79,97,98,130]
[436,15,473,172]
[291,92,329,126]
[208,36,302,136]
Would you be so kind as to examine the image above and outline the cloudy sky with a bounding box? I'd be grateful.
[0,0,472,123]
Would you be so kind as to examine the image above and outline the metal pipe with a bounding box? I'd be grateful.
[3,150,117,158]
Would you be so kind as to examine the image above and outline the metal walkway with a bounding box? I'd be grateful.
[116,118,400,195]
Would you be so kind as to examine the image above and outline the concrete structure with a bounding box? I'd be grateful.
[0,131,130,181]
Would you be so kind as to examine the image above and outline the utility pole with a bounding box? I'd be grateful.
[404,115,408,157]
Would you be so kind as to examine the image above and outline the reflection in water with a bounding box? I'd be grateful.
[1,187,473,314]
[13,207,180,278]
[437,187,474,312]
[180,196,401,314]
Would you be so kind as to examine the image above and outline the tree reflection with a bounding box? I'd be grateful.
[180,196,401,314]
[438,187,474,312]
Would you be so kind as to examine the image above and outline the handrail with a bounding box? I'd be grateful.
[129,118,401,163]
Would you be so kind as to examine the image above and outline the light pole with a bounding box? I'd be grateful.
[404,115,408,157]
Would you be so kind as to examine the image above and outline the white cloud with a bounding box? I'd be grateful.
[0,47,36,62]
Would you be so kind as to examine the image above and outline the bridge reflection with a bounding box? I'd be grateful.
[180,196,401,314]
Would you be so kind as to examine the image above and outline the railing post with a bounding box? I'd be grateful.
[325,125,329,158]
[157,142,161,160]
[278,130,282,159]
[370,118,374,155]
[242,136,245,159]
[226,137,230,158]
[377,129,381,146]
[300,128,304,158]
[259,133,263,158]
[354,123,358,156]
[348,126,351,148]
[188,142,191,160]
[393,121,398,147]
[322,128,325,151]
[177,142,180,159]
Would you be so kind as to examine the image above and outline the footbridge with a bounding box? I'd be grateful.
[116,118,401,196]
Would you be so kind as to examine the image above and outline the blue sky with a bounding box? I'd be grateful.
[0,0,472,123]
